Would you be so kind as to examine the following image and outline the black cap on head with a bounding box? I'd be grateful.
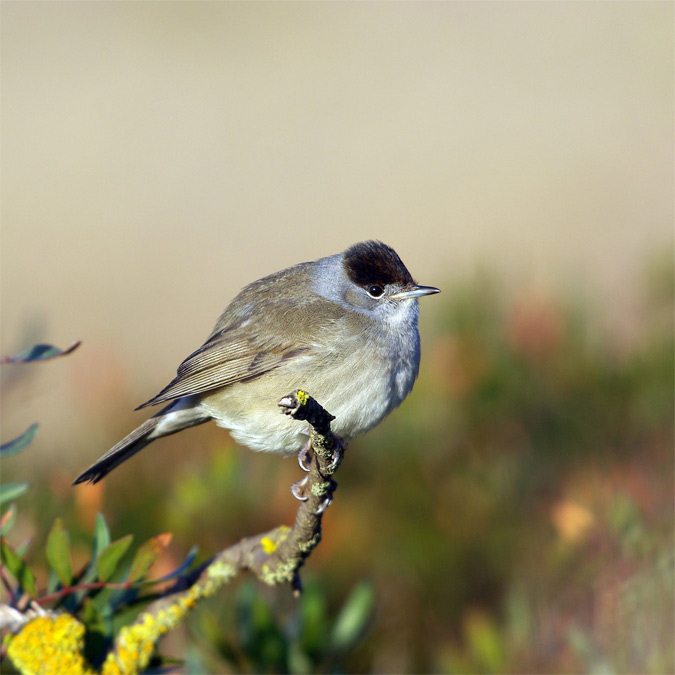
[343,241,414,289]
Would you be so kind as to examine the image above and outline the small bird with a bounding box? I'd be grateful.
[73,241,439,485]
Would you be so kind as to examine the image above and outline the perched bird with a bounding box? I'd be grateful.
[73,241,439,486]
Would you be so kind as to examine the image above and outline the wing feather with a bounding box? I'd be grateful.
[136,340,307,409]
[135,282,343,410]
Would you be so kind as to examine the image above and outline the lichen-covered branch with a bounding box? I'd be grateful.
[102,389,341,675]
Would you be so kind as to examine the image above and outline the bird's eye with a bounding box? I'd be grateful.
[367,285,384,298]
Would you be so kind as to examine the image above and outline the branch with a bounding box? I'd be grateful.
[102,389,343,675]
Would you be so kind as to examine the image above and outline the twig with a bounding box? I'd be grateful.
[102,389,342,674]
[36,581,132,607]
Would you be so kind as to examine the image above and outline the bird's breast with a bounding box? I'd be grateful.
[199,305,421,454]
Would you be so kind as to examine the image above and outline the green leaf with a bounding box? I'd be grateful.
[299,583,329,656]
[46,518,73,587]
[0,538,37,597]
[14,539,31,558]
[0,505,17,536]
[1,341,81,364]
[95,535,134,582]
[46,568,60,595]
[78,513,113,586]
[329,581,375,653]
[92,513,111,559]
[127,532,172,583]
[0,482,30,508]
[80,598,110,658]
[0,424,38,457]
[464,610,507,673]
[184,645,209,675]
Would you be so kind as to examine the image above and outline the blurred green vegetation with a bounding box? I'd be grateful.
[2,253,673,673]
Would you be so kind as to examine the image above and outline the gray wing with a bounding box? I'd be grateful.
[136,263,344,409]
[136,330,310,409]
[135,290,339,409]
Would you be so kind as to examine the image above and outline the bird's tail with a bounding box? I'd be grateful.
[73,400,209,485]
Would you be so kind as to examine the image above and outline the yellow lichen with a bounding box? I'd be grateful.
[206,560,237,583]
[260,526,291,555]
[6,614,95,675]
[102,563,240,675]
[295,390,309,405]
[259,556,300,586]
[7,551,246,675]
[101,606,174,674]
[261,537,277,554]
[298,532,321,553]
[311,481,332,497]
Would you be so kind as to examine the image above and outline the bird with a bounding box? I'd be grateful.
[73,241,439,486]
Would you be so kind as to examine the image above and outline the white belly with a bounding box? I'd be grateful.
[199,336,418,455]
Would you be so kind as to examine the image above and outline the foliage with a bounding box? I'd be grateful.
[1,345,372,675]
[0,343,196,674]
[1,255,674,673]
[184,579,374,674]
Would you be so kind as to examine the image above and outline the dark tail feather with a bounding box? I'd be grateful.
[73,403,209,485]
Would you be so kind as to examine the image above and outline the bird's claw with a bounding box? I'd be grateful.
[327,440,345,473]
[293,438,342,509]
[297,442,312,472]
[315,494,333,515]
[291,475,309,501]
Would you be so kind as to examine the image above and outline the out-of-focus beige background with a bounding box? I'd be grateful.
[1,6,673,673]
[1,2,672,458]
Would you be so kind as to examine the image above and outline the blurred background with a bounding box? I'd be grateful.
[1,2,673,673]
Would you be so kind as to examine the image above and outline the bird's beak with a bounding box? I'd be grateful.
[392,284,441,300]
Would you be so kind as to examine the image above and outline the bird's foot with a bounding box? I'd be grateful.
[315,494,333,515]
[297,440,312,472]
[326,438,345,473]
[312,478,337,514]
[290,475,309,501]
